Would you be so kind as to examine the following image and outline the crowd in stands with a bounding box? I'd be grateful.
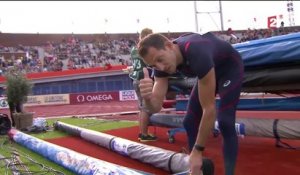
[43,37,134,71]
[0,45,42,75]
[0,36,135,75]
[219,23,298,44]
[0,26,299,75]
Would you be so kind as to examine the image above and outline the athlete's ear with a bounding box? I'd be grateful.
[165,40,173,50]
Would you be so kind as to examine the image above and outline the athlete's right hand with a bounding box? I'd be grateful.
[139,67,154,100]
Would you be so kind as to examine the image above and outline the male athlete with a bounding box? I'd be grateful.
[129,28,157,142]
[137,32,244,175]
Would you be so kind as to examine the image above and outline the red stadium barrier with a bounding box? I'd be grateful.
[0,65,127,83]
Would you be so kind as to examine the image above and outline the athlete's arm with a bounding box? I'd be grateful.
[195,67,216,148]
[139,68,169,113]
[189,68,217,174]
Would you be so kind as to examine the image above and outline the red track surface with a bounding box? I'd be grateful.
[2,101,300,174]
[0,101,138,119]
[47,126,300,175]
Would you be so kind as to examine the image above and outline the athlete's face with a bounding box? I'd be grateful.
[142,43,177,74]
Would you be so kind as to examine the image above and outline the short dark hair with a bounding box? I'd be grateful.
[138,33,169,58]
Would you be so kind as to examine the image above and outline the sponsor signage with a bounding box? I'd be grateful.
[70,91,119,104]
[25,94,70,106]
[0,97,9,109]
[0,94,70,108]
[119,90,137,101]
[0,94,70,109]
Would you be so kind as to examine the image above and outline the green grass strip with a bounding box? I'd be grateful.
[0,117,138,175]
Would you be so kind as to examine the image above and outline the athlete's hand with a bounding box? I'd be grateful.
[139,67,153,100]
[189,150,203,175]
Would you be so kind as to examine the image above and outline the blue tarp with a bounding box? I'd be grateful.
[175,96,300,111]
[168,32,300,93]
[233,32,300,68]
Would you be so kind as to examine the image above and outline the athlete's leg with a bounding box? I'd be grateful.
[217,55,244,175]
[133,80,145,134]
[217,92,240,175]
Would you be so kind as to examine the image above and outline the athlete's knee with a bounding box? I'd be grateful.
[183,113,199,151]
[218,118,236,136]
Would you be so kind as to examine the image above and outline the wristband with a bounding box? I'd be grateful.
[194,144,205,152]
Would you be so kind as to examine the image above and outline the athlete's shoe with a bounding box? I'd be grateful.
[138,133,157,142]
